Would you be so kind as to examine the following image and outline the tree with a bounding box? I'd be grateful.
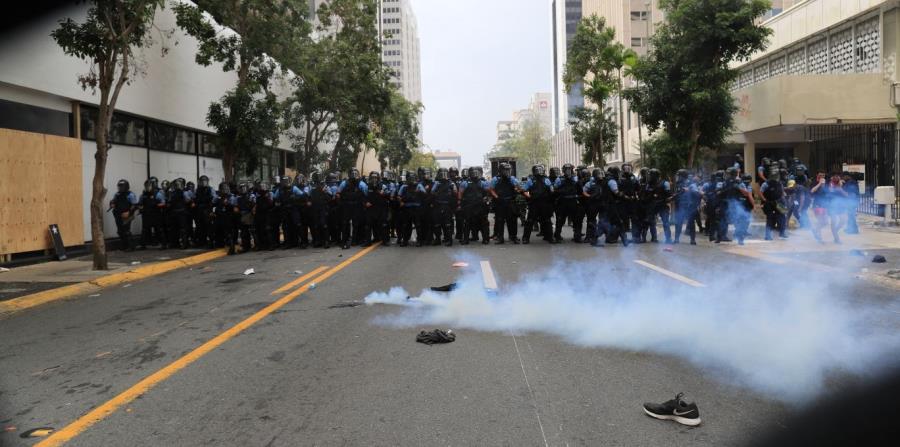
[624,0,771,168]
[52,0,165,270]
[284,0,393,174]
[173,0,310,181]
[494,118,551,169]
[374,92,423,170]
[401,150,438,173]
[563,15,635,167]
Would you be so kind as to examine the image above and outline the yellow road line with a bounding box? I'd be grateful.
[0,249,228,318]
[36,243,380,447]
[271,266,328,294]
[633,260,706,288]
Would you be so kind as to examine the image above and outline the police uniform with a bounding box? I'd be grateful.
[522,175,554,243]
[673,180,700,244]
[459,178,490,245]
[139,187,166,249]
[642,180,672,243]
[167,187,192,249]
[309,183,333,248]
[365,181,392,246]
[553,174,580,242]
[430,179,458,245]
[193,184,214,247]
[111,188,139,251]
[273,184,303,248]
[760,180,787,240]
[338,178,368,248]
[254,188,275,250]
[490,176,521,243]
[397,182,427,246]
[213,191,238,254]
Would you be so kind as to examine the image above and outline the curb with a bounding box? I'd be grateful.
[0,249,228,319]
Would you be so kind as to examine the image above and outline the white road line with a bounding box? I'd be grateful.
[481,260,498,292]
[633,260,706,288]
[512,334,549,447]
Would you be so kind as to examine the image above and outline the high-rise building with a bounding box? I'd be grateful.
[550,0,663,167]
[494,92,552,149]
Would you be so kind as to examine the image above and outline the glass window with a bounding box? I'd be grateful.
[199,133,222,158]
[148,121,195,154]
[0,99,71,137]
[80,105,145,146]
[631,37,644,47]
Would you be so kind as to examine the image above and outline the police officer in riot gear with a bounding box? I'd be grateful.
[618,163,639,243]
[522,164,555,244]
[458,166,490,245]
[642,168,672,243]
[193,175,214,248]
[383,170,399,240]
[417,167,435,244]
[326,172,342,244]
[552,164,580,242]
[294,174,312,249]
[673,169,700,245]
[167,178,191,249]
[760,167,788,240]
[274,176,299,249]
[448,167,465,242]
[582,169,606,246]
[489,162,521,244]
[254,181,276,250]
[110,179,138,251]
[213,182,237,255]
[574,166,590,242]
[603,166,630,246]
[397,172,426,246]
[431,168,458,246]
[235,182,255,252]
[308,171,333,248]
[364,171,391,247]
[138,178,166,249]
[337,168,368,249]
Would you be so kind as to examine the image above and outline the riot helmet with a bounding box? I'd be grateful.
[406,172,418,185]
[499,162,511,178]
[562,163,575,177]
[592,168,604,182]
[741,174,753,185]
[382,170,395,182]
[173,178,185,191]
[532,164,545,177]
[117,179,130,193]
[648,168,661,185]
[622,163,634,175]
[436,168,448,181]
[468,166,482,180]
[725,166,738,181]
[606,166,621,180]
[280,176,292,188]
[258,182,270,193]
[777,159,787,169]
[218,182,230,195]
[448,167,459,180]
[369,171,381,185]
[549,166,560,180]
[676,169,690,181]
[160,179,170,192]
[186,181,195,191]
[237,182,249,195]
[148,176,159,190]
[199,175,209,188]
[761,157,771,167]
[295,173,307,187]
[325,173,338,185]
[713,170,725,181]
[348,168,360,181]
[310,171,322,185]
[460,168,469,179]
[143,180,153,193]
[639,167,649,180]
[419,167,433,181]
[767,167,781,182]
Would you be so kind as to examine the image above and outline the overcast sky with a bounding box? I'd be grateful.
[410,0,552,167]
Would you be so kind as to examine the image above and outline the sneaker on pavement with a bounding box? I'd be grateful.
[642,392,701,426]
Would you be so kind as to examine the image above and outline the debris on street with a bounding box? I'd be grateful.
[416,329,456,345]
[329,301,364,309]
[20,427,54,438]
[0,267,11,273]
[451,262,468,268]
[872,255,887,263]
[243,268,255,275]
[430,283,458,292]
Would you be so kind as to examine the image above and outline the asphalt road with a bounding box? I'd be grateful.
[2,226,899,447]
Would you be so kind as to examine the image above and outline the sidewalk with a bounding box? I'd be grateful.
[0,248,214,303]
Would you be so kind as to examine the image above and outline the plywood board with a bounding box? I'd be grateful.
[0,128,84,255]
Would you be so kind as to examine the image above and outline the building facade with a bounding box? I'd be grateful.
[433,151,462,170]
[494,92,552,150]
[550,0,662,168]
[729,0,898,217]
[0,2,297,244]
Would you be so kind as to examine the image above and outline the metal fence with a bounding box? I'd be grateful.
[808,124,899,219]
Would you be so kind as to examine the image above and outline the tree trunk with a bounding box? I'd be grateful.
[687,118,701,169]
[223,145,236,182]
[91,124,110,270]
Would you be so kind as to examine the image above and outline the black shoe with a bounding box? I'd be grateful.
[522,238,530,245]
[342,243,351,249]
[642,393,701,427]
[573,236,583,243]
[510,238,520,245]
[415,241,423,247]
[494,239,505,245]
[690,240,697,245]
[444,240,452,247]
[554,235,563,243]
[431,240,441,246]
[482,239,489,245]
[361,242,371,248]
[720,237,732,242]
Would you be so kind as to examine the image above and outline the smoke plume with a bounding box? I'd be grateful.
[363,257,900,402]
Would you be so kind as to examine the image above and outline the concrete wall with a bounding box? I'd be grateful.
[733,73,894,132]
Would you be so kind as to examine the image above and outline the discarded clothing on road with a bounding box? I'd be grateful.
[872,255,887,263]
[430,283,458,292]
[416,329,456,345]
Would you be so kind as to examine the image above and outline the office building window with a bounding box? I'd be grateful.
[630,11,648,21]
[0,99,71,137]
[80,105,146,146]
[631,37,644,47]
[199,133,222,158]
[148,121,195,154]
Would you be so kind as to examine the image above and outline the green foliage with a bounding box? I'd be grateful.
[493,118,551,169]
[401,150,438,172]
[562,15,634,167]
[375,92,423,170]
[624,0,772,168]
[284,0,394,173]
[52,0,165,270]
[173,0,310,181]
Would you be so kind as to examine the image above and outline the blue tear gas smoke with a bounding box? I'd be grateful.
[363,257,900,402]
